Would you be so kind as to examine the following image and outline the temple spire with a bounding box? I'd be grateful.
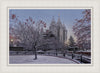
[52,16,55,22]
[62,22,65,28]
[58,14,61,22]
[57,15,62,26]
[50,16,56,26]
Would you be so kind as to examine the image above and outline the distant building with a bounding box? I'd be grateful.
[49,16,67,43]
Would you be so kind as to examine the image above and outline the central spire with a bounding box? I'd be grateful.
[57,15,62,26]
[58,14,60,22]
[58,16,61,22]
[52,16,55,22]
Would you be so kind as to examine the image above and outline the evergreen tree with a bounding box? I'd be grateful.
[68,36,75,47]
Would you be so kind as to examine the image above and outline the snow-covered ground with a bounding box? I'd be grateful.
[9,55,78,64]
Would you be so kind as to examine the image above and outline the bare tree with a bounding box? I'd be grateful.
[10,14,46,60]
[73,9,91,50]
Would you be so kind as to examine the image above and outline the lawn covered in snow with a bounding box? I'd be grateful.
[9,55,78,64]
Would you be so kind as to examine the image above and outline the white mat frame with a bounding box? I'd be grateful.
[0,0,100,73]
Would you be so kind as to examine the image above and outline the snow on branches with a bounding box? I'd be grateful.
[73,9,91,50]
[9,14,47,60]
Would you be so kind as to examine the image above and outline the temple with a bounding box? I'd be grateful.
[49,16,67,43]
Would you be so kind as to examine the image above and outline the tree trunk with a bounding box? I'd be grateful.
[56,49,58,56]
[34,47,37,60]
[63,53,65,57]
[33,42,37,60]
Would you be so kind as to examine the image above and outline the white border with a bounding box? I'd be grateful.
[7,7,93,66]
[0,0,100,73]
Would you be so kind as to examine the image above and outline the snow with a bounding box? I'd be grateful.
[9,55,78,64]
[77,50,91,52]
[82,55,91,59]
[37,50,44,52]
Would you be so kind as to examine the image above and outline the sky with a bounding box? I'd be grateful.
[9,9,85,42]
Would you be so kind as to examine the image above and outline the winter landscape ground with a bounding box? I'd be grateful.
[9,55,78,64]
